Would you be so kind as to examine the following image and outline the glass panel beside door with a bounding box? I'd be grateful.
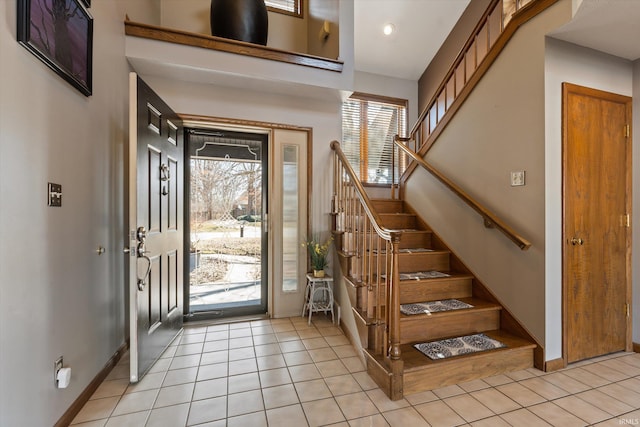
[185,129,268,319]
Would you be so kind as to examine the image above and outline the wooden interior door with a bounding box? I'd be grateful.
[128,73,184,381]
[562,83,631,364]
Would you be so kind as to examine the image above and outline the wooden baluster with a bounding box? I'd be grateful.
[388,233,402,361]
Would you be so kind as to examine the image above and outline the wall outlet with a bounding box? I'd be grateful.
[510,171,525,186]
[54,356,63,386]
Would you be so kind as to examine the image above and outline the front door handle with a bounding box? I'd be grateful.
[137,255,152,291]
[570,237,584,246]
[135,226,151,290]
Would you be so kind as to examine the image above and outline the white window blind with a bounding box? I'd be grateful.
[265,0,302,16]
[341,95,407,184]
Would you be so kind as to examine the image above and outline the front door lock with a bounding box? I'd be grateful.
[135,226,151,291]
[137,226,147,242]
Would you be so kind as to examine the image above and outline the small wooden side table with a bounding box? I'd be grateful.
[302,273,334,325]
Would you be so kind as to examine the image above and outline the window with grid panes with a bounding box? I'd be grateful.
[265,0,302,17]
[341,94,407,184]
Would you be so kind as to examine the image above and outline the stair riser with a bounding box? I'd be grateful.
[400,310,500,344]
[403,347,534,394]
[403,349,533,394]
[400,253,449,272]
[340,231,433,252]
[337,214,416,232]
[365,278,472,311]
[363,252,450,274]
[380,214,417,229]
[399,232,432,249]
[400,278,472,303]
[371,199,404,213]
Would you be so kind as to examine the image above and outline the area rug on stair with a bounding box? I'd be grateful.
[400,299,473,315]
[413,333,506,360]
[382,271,450,281]
[373,248,434,254]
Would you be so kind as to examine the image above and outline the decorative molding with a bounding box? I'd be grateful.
[633,342,640,353]
[180,114,312,132]
[54,341,129,427]
[124,20,343,73]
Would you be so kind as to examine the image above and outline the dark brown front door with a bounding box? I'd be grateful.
[562,83,631,364]
[129,74,184,381]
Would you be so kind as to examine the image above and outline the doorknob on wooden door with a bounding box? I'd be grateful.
[570,237,584,246]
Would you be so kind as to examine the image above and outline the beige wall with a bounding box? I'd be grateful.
[0,1,159,425]
[404,1,572,354]
[307,0,340,60]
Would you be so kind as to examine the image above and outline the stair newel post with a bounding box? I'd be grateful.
[355,201,362,281]
[331,155,339,235]
[388,231,402,361]
[391,135,396,200]
[362,213,369,285]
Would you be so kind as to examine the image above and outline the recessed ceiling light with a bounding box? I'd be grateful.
[383,23,395,36]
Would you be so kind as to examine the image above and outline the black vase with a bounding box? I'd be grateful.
[210,0,269,45]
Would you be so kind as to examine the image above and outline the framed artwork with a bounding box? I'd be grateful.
[17,0,93,96]
[80,0,90,7]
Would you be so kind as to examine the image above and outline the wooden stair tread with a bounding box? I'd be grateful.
[399,297,500,320]
[402,329,536,372]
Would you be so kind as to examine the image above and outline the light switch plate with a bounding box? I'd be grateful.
[510,171,525,187]
[48,183,62,207]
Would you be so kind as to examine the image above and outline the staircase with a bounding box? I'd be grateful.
[326,0,558,401]
[332,187,538,400]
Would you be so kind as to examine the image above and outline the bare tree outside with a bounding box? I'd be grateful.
[189,156,263,310]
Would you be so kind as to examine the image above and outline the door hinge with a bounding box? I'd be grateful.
[626,303,630,318]
[621,214,631,228]
[625,124,630,138]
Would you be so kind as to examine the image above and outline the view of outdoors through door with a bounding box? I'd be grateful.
[186,129,268,318]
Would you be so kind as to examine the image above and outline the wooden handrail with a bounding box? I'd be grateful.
[408,0,500,139]
[395,137,531,250]
[330,141,400,242]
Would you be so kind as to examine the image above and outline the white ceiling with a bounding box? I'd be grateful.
[549,0,640,61]
[354,0,640,83]
[354,0,471,81]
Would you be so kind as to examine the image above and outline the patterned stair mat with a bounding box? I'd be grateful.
[400,299,473,315]
[372,248,434,254]
[381,271,450,281]
[414,333,506,360]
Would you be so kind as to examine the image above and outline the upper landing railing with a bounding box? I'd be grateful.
[403,0,558,159]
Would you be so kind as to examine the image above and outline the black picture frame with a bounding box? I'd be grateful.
[17,0,93,96]
[80,0,90,8]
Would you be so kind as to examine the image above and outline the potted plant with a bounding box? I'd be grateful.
[303,235,333,277]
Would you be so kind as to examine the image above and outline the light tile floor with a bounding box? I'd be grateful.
[71,315,640,426]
